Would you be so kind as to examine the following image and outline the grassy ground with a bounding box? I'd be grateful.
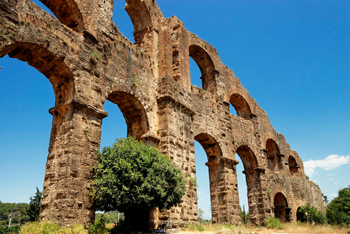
[178,222,350,234]
[10,221,350,234]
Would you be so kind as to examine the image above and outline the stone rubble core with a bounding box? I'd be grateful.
[0,0,324,228]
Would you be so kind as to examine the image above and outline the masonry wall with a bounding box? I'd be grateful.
[0,0,324,228]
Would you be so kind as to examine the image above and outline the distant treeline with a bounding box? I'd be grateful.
[0,201,30,226]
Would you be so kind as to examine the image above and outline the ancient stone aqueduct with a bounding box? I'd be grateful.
[1,0,324,228]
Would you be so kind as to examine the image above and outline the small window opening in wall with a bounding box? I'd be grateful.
[229,93,253,120]
[288,156,299,175]
[266,139,282,171]
[113,1,135,42]
[190,57,202,88]
[194,141,212,222]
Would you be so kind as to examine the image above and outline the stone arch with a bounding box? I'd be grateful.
[193,133,222,222]
[105,91,149,141]
[236,145,258,170]
[266,139,283,171]
[0,43,74,107]
[0,42,75,143]
[224,86,257,118]
[194,133,222,162]
[230,93,253,120]
[189,45,217,93]
[236,145,265,225]
[40,0,84,32]
[288,156,299,175]
[287,150,305,175]
[273,192,290,223]
[0,42,80,223]
[296,207,304,222]
[125,0,152,34]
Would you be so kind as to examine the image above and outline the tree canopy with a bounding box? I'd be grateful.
[91,137,186,231]
[326,185,350,225]
[0,201,30,226]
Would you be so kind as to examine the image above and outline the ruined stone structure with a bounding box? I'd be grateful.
[0,0,324,229]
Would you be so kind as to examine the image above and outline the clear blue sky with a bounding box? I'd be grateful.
[0,0,349,221]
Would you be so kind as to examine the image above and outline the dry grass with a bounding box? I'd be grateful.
[281,222,350,234]
[19,221,88,234]
[178,222,350,234]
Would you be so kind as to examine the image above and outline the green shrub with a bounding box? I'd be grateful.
[222,223,235,230]
[184,222,205,232]
[264,216,283,229]
[19,222,87,234]
[20,222,60,234]
[297,203,325,224]
[0,225,21,234]
[240,207,249,224]
[88,214,108,234]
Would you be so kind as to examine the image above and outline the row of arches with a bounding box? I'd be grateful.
[0,48,299,212]
[1,51,303,225]
[266,139,301,176]
[1,0,312,227]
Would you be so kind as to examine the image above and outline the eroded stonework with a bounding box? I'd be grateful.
[0,0,324,228]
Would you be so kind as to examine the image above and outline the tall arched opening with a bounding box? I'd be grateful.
[0,42,75,222]
[0,55,54,206]
[100,91,150,228]
[236,145,264,225]
[194,133,222,222]
[273,193,290,223]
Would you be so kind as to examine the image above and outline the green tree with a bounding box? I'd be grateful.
[326,186,350,225]
[92,137,186,232]
[25,187,42,222]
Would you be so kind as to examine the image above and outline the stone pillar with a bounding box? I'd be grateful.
[156,97,198,228]
[40,100,107,226]
[206,157,241,225]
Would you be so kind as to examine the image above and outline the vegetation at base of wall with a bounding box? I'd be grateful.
[326,185,350,225]
[185,222,205,232]
[297,203,325,224]
[88,214,108,234]
[239,206,249,224]
[19,221,87,234]
[180,222,350,233]
[264,216,283,230]
[91,137,186,232]
[183,223,237,232]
